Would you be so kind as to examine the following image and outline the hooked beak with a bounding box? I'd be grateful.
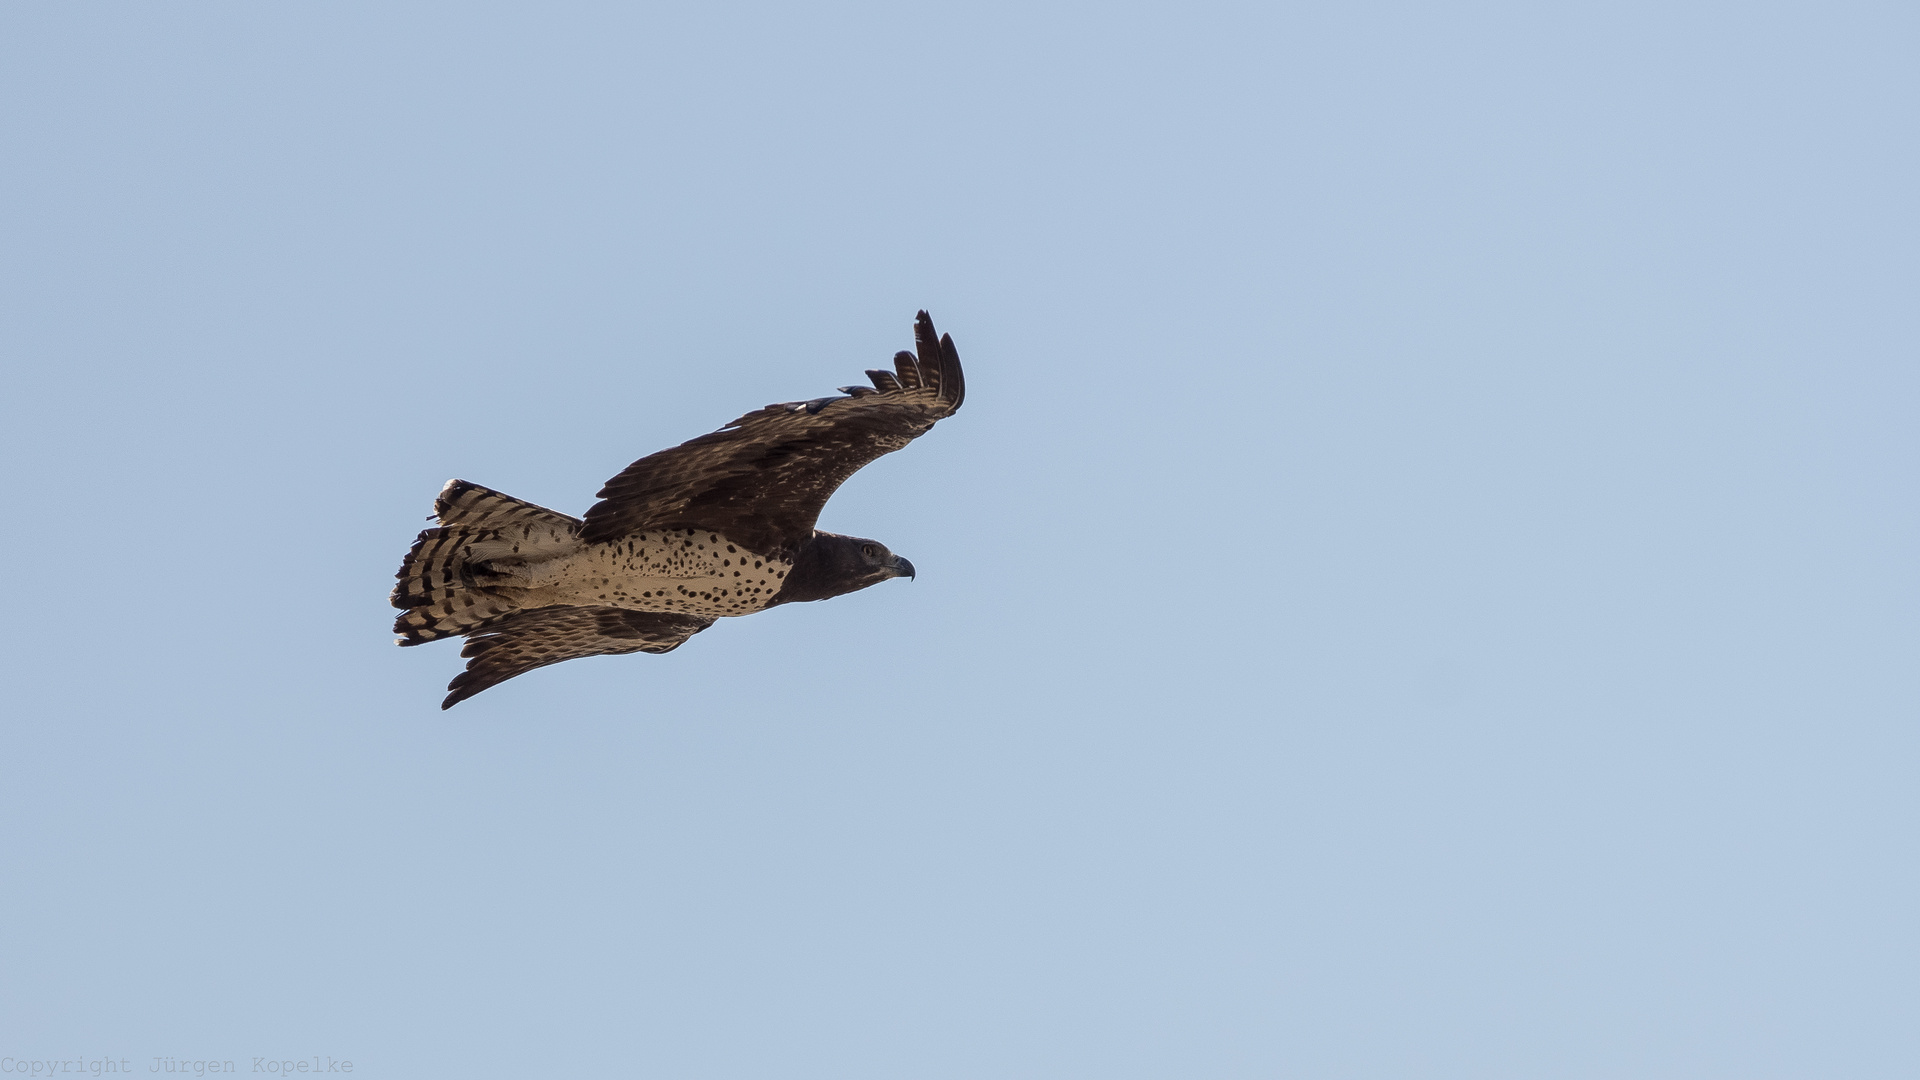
[887,554,916,580]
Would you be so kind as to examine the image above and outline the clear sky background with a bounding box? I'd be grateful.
[2,3,1914,1077]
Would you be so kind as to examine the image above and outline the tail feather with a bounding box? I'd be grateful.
[391,480,582,645]
[433,479,581,532]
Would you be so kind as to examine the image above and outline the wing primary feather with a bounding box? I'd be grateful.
[939,332,965,410]
[867,368,903,393]
[913,311,943,396]
[892,347,925,390]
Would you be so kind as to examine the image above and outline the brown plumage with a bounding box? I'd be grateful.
[580,309,964,555]
[391,311,966,708]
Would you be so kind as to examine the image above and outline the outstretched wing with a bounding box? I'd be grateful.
[580,310,965,555]
[441,606,715,709]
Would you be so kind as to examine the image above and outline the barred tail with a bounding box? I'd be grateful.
[390,480,583,645]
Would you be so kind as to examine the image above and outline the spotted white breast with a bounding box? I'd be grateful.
[497,529,793,618]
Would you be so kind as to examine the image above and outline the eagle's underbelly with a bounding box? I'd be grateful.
[504,530,793,618]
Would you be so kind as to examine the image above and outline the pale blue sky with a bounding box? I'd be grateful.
[2,3,1915,1077]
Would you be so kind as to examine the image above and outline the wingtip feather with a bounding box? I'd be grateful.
[908,311,964,413]
[938,331,964,411]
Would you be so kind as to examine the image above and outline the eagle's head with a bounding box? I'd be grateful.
[774,532,915,604]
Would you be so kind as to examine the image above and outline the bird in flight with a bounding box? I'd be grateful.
[391,310,966,708]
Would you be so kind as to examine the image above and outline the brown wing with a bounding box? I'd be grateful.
[579,310,965,555]
[441,606,715,709]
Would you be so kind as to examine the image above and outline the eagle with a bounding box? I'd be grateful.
[391,310,966,708]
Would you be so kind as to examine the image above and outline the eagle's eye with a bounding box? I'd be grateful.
[861,543,879,559]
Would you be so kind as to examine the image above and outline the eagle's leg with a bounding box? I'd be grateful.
[468,554,567,589]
